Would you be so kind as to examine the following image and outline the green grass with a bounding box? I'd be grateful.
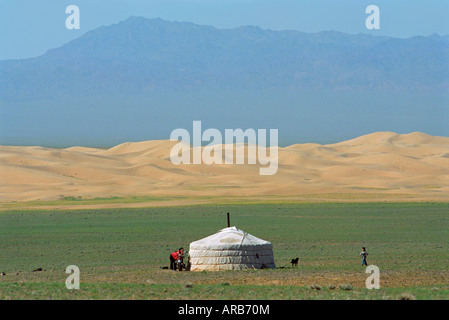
[1,202,448,299]
[0,193,418,210]
[1,282,448,300]
[0,195,186,208]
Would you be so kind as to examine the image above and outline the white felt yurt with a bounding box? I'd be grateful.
[189,226,276,271]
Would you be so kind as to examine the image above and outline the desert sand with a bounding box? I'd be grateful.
[1,132,448,206]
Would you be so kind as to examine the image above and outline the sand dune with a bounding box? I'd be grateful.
[1,132,448,203]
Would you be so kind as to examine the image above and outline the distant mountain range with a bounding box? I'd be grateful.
[1,17,448,146]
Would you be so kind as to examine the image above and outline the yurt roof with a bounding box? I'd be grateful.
[189,226,272,251]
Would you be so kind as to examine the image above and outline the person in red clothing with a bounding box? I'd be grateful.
[170,247,184,271]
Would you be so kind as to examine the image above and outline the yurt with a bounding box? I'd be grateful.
[189,226,276,271]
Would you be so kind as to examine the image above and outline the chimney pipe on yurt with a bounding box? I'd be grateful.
[227,212,230,228]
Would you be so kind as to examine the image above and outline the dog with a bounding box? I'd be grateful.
[291,258,299,267]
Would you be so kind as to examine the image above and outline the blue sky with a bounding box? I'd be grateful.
[1,0,448,60]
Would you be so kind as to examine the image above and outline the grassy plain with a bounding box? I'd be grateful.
[0,202,448,299]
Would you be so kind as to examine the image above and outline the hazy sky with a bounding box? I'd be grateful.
[1,0,448,60]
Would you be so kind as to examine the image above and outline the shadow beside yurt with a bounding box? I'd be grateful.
[189,226,276,271]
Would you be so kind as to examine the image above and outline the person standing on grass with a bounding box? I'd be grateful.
[170,247,184,271]
[360,247,368,266]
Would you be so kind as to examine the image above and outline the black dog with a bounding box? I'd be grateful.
[291,258,299,267]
